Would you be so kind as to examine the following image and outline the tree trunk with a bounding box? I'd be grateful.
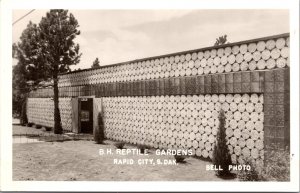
[20,97,28,126]
[53,76,63,134]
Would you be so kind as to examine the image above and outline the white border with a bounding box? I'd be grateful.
[1,0,299,191]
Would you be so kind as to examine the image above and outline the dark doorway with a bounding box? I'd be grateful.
[79,98,93,133]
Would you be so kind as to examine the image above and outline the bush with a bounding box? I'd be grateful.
[174,155,186,163]
[212,109,232,176]
[94,112,105,144]
[35,124,42,129]
[115,142,125,149]
[137,144,149,154]
[237,159,261,181]
[237,149,290,181]
[27,122,33,127]
[261,148,290,181]
[45,127,52,131]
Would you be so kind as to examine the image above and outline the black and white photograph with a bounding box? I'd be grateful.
[1,0,299,192]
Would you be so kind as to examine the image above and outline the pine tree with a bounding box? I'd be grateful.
[214,35,229,46]
[12,22,39,122]
[12,64,27,121]
[212,109,233,176]
[13,10,81,134]
[91,57,100,69]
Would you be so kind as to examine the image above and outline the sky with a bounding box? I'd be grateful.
[12,9,289,70]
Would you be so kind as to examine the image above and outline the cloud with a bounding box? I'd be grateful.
[117,9,289,59]
[82,30,118,42]
[124,9,289,41]
[13,9,289,70]
[73,9,194,32]
[74,27,152,69]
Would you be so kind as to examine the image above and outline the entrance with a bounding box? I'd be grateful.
[79,98,93,133]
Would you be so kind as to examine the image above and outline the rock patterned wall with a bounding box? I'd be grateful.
[27,98,72,131]
[93,94,264,165]
[58,34,289,87]
[27,94,264,163]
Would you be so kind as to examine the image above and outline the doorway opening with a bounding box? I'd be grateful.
[79,98,93,133]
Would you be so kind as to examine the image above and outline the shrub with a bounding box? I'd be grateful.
[45,127,52,131]
[115,142,125,149]
[237,159,261,181]
[260,148,290,181]
[174,155,186,163]
[94,112,105,144]
[212,109,232,176]
[27,122,33,127]
[137,144,148,154]
[237,148,290,181]
[35,124,42,129]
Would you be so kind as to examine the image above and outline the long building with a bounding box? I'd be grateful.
[27,33,290,165]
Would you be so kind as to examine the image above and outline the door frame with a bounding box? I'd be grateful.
[73,96,95,133]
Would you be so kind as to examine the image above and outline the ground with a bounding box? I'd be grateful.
[13,124,235,181]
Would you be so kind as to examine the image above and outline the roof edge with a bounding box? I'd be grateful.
[61,32,289,76]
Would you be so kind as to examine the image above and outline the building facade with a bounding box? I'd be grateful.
[27,33,290,165]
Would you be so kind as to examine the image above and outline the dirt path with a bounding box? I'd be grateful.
[13,140,235,181]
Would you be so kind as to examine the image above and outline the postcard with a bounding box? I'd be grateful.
[1,0,299,192]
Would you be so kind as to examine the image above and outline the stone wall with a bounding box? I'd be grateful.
[27,98,73,131]
[99,94,264,165]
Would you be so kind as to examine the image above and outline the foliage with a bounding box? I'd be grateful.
[260,149,290,181]
[12,43,32,118]
[13,9,82,134]
[214,35,229,46]
[94,112,105,144]
[237,149,290,181]
[212,109,232,176]
[27,122,33,127]
[115,142,125,149]
[13,22,47,86]
[237,159,261,181]
[137,144,149,154]
[91,57,100,69]
[45,126,52,131]
[174,155,186,163]
[38,10,82,74]
[35,124,42,129]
